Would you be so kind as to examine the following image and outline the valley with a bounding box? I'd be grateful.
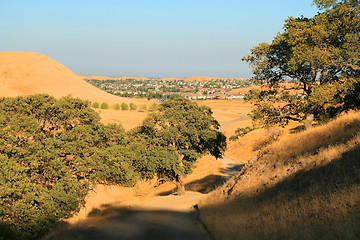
[0,50,358,240]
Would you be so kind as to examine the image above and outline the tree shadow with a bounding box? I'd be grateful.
[290,124,306,133]
[0,222,18,240]
[219,163,243,179]
[158,174,226,196]
[47,206,209,240]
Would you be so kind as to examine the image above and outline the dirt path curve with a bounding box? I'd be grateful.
[219,116,250,131]
[49,120,245,240]
[218,156,243,180]
[58,192,209,240]
[59,157,242,240]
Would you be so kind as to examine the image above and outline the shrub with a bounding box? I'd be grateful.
[92,102,99,108]
[114,103,120,110]
[100,102,109,109]
[129,102,137,110]
[121,102,129,110]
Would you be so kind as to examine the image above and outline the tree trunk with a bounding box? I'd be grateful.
[174,174,186,195]
[303,114,314,130]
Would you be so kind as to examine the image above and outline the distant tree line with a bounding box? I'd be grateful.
[91,101,159,111]
[0,94,226,240]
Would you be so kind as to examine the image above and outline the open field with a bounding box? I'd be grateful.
[6,51,357,240]
[97,99,254,132]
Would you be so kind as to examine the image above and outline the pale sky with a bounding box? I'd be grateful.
[0,0,319,78]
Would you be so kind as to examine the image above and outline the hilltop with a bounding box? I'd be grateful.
[0,51,142,105]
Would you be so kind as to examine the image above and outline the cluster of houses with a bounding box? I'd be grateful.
[85,78,252,100]
[173,90,246,100]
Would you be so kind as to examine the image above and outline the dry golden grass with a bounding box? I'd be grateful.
[97,109,149,130]
[230,82,304,95]
[198,111,360,240]
[0,51,144,105]
[99,99,254,133]
[196,99,253,138]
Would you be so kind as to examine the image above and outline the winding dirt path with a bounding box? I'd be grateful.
[219,116,250,131]
[48,119,245,240]
[56,192,209,240]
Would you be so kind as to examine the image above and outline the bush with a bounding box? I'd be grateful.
[92,102,99,108]
[121,102,129,110]
[100,102,109,109]
[114,103,120,110]
[129,102,137,110]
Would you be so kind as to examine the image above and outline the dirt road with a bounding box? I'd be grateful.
[49,192,210,240]
[48,157,241,240]
[46,121,244,240]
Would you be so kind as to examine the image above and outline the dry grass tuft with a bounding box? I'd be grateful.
[199,111,360,240]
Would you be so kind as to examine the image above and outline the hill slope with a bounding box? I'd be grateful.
[199,112,360,239]
[0,51,141,104]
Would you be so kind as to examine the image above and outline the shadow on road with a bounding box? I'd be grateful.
[48,206,210,240]
[158,174,226,196]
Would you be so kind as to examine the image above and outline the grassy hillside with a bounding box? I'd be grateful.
[0,51,143,105]
[198,111,360,240]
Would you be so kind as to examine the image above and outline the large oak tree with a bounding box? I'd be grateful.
[240,0,359,131]
[135,98,227,195]
[0,94,136,240]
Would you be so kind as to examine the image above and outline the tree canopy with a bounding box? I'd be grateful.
[0,94,137,239]
[134,98,227,194]
[238,0,359,133]
[0,95,227,238]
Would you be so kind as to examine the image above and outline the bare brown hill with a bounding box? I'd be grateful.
[0,51,141,105]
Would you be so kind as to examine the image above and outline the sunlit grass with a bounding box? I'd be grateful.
[199,111,360,240]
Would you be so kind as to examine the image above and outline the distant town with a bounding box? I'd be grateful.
[84,78,258,100]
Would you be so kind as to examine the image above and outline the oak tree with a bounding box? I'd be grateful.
[135,98,226,195]
[240,0,359,132]
[0,94,134,239]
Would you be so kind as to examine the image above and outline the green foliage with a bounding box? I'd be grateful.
[0,94,132,240]
[135,98,227,185]
[92,102,100,108]
[240,0,359,130]
[100,102,109,109]
[121,102,129,110]
[129,102,137,110]
[113,103,120,110]
[149,102,158,110]
[313,0,343,9]
[229,126,255,141]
